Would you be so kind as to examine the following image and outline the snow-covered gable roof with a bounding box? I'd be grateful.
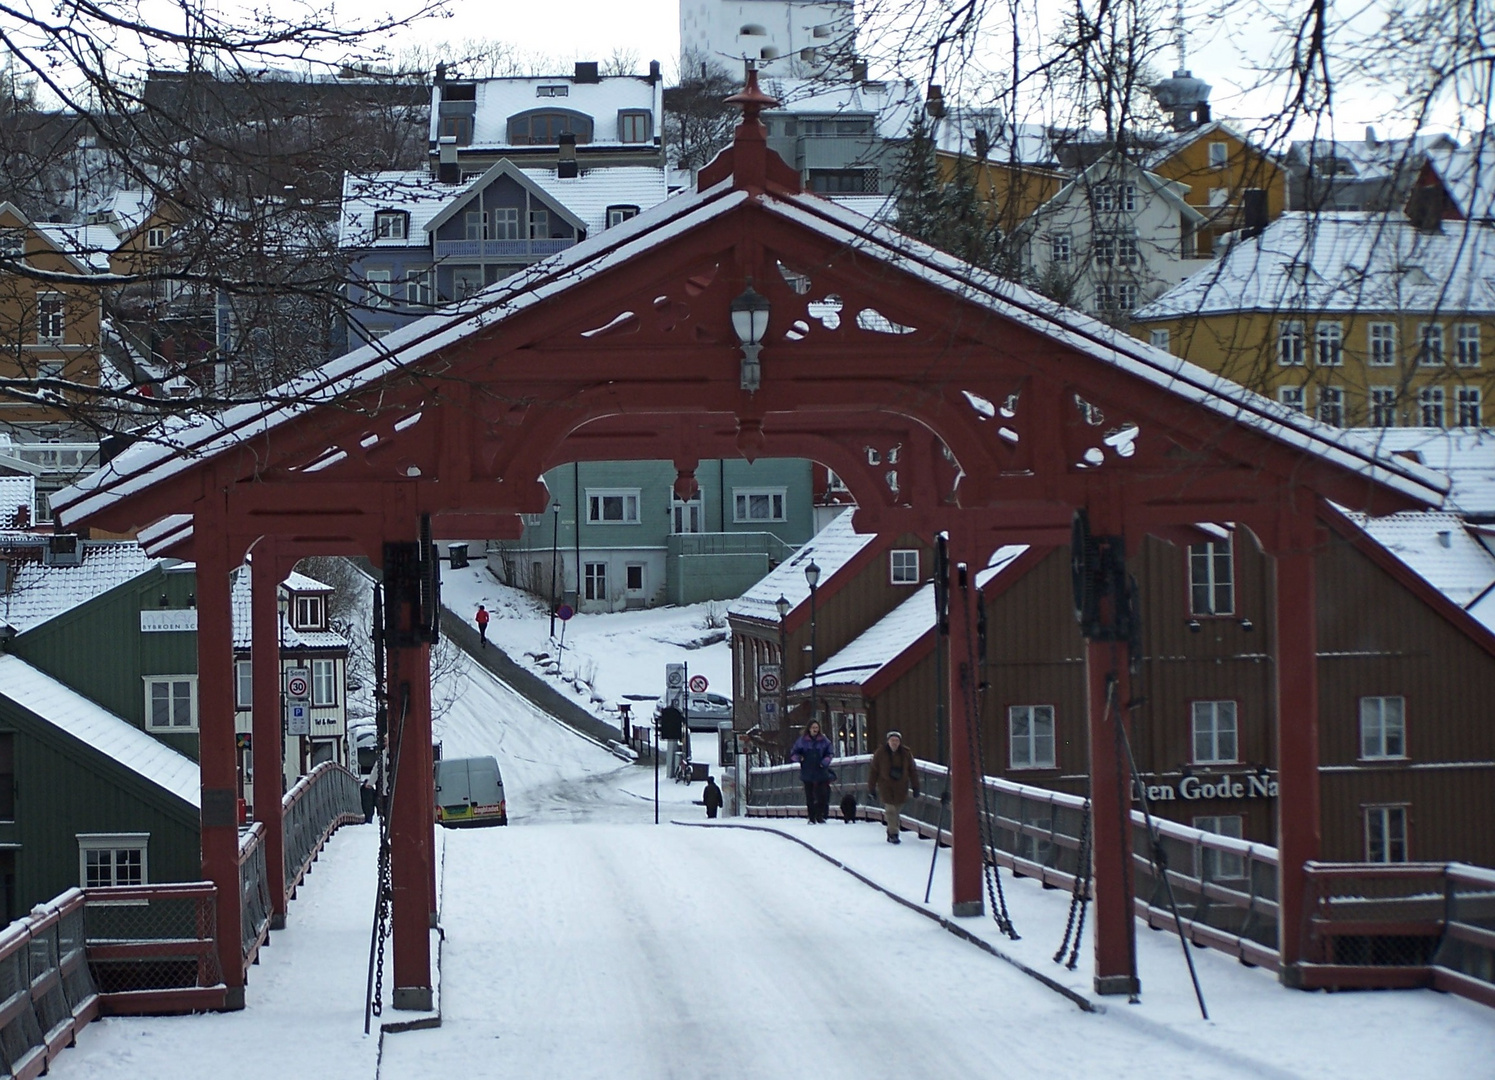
[424,159,589,236]
[439,74,659,149]
[53,167,1450,528]
[522,167,671,235]
[1,541,159,634]
[1133,212,1495,321]
[791,545,1030,690]
[89,189,154,237]
[1425,137,1495,222]
[0,476,35,529]
[762,77,921,141]
[1021,152,1204,233]
[1340,507,1495,635]
[1140,119,1272,171]
[936,113,1065,168]
[34,221,119,271]
[729,511,875,623]
[1346,429,1495,520]
[0,654,199,809]
[1286,132,1456,183]
[340,170,463,249]
[228,567,347,650]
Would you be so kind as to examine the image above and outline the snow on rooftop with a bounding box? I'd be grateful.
[790,545,1031,690]
[229,568,347,650]
[1426,137,1495,222]
[522,166,671,234]
[33,221,119,271]
[1341,506,1495,634]
[761,76,921,141]
[0,654,199,808]
[0,476,35,529]
[729,511,873,623]
[54,172,1449,530]
[1133,212,1495,321]
[444,74,659,149]
[1,541,158,633]
[1345,428,1495,519]
[339,170,465,249]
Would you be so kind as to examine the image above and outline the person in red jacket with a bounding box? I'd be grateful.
[475,604,490,648]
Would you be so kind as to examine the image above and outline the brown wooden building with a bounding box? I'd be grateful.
[738,512,1495,867]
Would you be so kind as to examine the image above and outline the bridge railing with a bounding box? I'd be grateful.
[1299,861,1495,1008]
[0,889,98,1080]
[748,757,1280,967]
[281,763,365,900]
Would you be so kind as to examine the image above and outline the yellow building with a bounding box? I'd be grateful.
[0,203,109,427]
[1142,121,1288,254]
[1131,212,1495,429]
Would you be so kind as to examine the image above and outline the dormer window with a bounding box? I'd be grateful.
[618,110,652,143]
[606,205,640,227]
[147,225,169,248]
[536,84,570,97]
[438,115,472,145]
[374,210,408,240]
[293,594,325,631]
[507,109,593,145]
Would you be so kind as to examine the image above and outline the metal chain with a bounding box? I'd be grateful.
[1054,797,1093,968]
[371,832,392,1016]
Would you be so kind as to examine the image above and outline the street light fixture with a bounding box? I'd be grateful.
[549,500,561,638]
[731,283,770,392]
[804,561,820,731]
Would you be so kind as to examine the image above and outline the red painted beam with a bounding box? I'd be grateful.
[1087,641,1138,996]
[388,643,434,1011]
[194,499,246,1010]
[946,549,984,918]
[250,540,288,927]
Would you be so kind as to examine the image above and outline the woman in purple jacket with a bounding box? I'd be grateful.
[789,719,835,823]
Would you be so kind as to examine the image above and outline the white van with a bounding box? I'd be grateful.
[434,755,508,827]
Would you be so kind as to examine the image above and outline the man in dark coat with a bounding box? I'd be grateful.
[703,775,724,818]
[868,730,920,843]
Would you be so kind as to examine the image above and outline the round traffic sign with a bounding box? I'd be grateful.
[758,671,780,694]
[557,603,575,621]
[666,668,685,688]
[688,674,709,694]
[286,675,309,697]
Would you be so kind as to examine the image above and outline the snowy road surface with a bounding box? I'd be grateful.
[51,656,1495,1080]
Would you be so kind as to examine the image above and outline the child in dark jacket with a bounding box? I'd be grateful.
[703,776,724,818]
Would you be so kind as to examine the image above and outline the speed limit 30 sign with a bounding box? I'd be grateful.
[286,670,310,700]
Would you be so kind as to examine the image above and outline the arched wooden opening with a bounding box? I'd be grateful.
[54,75,1444,1006]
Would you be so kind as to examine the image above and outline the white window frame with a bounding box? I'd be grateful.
[295,594,324,629]
[1317,386,1345,427]
[1191,700,1238,764]
[528,209,550,239]
[1188,537,1234,616]
[1315,322,1343,366]
[1368,322,1397,367]
[235,659,253,709]
[1092,185,1115,212]
[373,211,407,240]
[492,207,520,240]
[624,563,646,594]
[37,292,64,344]
[1278,320,1305,366]
[1278,385,1305,412]
[144,675,198,732]
[1193,814,1245,880]
[1419,386,1445,427]
[405,269,432,306]
[312,658,337,707]
[1369,387,1398,427]
[1050,233,1071,263]
[1359,695,1406,760]
[1009,705,1056,769]
[1458,386,1482,427]
[78,833,149,889]
[670,494,703,534]
[1119,184,1137,211]
[146,225,169,248]
[452,266,484,299]
[733,488,787,523]
[618,110,652,143]
[606,205,640,227]
[1455,323,1481,368]
[364,270,393,308]
[1150,329,1171,352]
[1365,805,1408,863]
[584,561,608,601]
[1208,142,1228,168]
[586,488,641,525]
[1418,323,1445,366]
[890,549,920,585]
[464,210,487,241]
[1116,235,1140,267]
[1093,235,1115,265]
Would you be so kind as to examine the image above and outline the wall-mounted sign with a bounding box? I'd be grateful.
[140,609,197,632]
[286,703,310,736]
[1139,771,1278,803]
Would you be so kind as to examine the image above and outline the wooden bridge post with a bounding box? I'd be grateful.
[388,640,435,1011]
[250,538,288,928]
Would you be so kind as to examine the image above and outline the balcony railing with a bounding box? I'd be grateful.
[432,237,575,260]
[0,442,98,477]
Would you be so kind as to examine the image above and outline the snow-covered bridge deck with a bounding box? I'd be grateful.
[50,660,1494,1080]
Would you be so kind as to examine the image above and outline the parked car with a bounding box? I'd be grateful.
[687,693,732,730]
[434,755,507,827]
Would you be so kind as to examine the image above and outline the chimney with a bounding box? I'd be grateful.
[1365,125,1379,148]
[1406,184,1446,232]
[574,61,600,84]
[925,85,945,120]
[437,135,459,184]
[973,128,990,160]
[1241,188,1268,239]
[1195,102,1211,125]
[851,58,868,83]
[648,60,661,84]
[558,133,578,178]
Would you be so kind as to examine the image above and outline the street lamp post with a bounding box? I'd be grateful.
[775,593,790,737]
[804,561,820,730]
[549,500,561,638]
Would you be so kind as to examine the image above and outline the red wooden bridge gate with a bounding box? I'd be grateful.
[53,77,1445,1008]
